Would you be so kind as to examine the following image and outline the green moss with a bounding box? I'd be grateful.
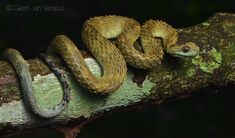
[192,48,222,74]
[186,68,196,77]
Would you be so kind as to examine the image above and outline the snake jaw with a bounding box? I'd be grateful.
[169,42,200,57]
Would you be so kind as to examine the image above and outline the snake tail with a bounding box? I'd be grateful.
[1,49,70,119]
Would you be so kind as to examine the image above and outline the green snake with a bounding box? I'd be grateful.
[1,15,200,118]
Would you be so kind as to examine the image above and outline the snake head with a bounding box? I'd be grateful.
[169,42,200,57]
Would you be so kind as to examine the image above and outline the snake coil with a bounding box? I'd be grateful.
[0,15,200,119]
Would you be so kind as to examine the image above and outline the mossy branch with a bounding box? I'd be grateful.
[0,12,235,137]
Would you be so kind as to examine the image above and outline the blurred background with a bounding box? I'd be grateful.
[0,0,235,137]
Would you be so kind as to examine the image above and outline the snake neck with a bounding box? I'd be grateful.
[140,20,178,55]
[140,20,200,57]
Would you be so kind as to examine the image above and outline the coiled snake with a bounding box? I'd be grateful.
[1,15,200,119]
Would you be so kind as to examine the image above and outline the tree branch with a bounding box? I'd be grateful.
[0,12,235,137]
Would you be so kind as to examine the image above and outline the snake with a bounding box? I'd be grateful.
[1,49,70,118]
[1,15,200,118]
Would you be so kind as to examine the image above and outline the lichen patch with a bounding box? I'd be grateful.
[192,48,222,74]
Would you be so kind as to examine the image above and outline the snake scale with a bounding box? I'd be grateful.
[1,15,200,118]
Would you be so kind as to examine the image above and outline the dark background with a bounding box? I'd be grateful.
[0,0,235,138]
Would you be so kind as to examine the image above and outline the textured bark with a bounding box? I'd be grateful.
[0,12,235,137]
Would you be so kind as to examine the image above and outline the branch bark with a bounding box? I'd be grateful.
[0,12,235,137]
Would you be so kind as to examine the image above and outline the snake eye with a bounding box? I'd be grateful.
[182,46,190,53]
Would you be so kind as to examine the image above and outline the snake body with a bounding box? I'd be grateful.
[1,49,70,118]
[48,15,199,94]
[1,15,200,118]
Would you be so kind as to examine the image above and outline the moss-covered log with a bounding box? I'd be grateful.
[0,12,235,137]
